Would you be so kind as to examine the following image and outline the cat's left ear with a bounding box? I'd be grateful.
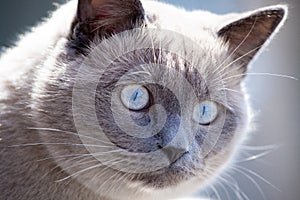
[218,5,288,69]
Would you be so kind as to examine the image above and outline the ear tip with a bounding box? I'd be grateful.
[273,4,288,16]
[273,5,289,27]
[252,4,289,28]
[273,4,289,12]
[264,4,289,19]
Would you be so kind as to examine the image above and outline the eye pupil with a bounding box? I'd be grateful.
[132,90,140,101]
[202,105,206,116]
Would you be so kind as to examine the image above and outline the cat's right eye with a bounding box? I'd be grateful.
[121,85,150,111]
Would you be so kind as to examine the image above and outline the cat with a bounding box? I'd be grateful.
[0,0,287,200]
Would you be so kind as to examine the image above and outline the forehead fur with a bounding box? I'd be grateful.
[142,0,221,36]
[86,28,239,111]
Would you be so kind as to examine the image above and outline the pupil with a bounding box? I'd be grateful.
[132,90,141,102]
[202,105,206,116]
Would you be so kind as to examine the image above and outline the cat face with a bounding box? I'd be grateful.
[33,0,287,199]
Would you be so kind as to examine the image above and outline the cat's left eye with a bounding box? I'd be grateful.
[193,101,218,125]
[121,85,150,111]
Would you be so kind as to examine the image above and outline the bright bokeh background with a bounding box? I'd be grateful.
[0,0,299,199]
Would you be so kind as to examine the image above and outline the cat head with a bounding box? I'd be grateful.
[33,0,287,199]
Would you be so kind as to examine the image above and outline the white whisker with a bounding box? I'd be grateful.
[217,88,244,95]
[218,72,298,84]
[240,144,280,151]
[55,158,124,183]
[236,165,281,192]
[210,185,222,200]
[27,127,113,145]
[55,163,104,183]
[9,143,113,148]
[220,173,250,200]
[237,149,275,163]
[216,181,230,200]
[215,44,263,79]
[230,165,266,200]
[37,153,92,162]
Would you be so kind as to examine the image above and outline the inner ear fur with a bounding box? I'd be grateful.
[70,0,145,49]
[218,6,287,69]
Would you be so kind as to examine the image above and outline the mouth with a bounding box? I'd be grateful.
[169,151,189,166]
[131,152,195,189]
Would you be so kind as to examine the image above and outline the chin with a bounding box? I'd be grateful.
[124,167,206,200]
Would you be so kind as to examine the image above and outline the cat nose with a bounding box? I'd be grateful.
[161,146,189,164]
[158,113,190,163]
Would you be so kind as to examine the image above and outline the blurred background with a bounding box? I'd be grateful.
[0,0,299,199]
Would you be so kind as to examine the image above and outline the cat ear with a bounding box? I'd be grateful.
[218,5,288,70]
[72,0,144,44]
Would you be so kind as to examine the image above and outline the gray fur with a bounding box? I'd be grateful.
[0,0,287,200]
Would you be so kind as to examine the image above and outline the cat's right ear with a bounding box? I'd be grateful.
[70,0,144,47]
[217,5,288,71]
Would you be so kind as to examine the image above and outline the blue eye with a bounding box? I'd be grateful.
[121,85,149,111]
[193,101,218,125]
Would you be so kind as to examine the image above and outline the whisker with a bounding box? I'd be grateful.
[94,160,135,193]
[240,144,280,151]
[236,165,281,192]
[42,153,105,179]
[148,28,157,63]
[217,88,244,95]
[39,154,93,181]
[86,161,121,190]
[40,149,125,179]
[55,163,104,182]
[37,149,123,162]
[230,165,266,200]
[127,71,152,77]
[237,149,275,163]
[115,170,133,192]
[37,153,92,162]
[216,181,230,200]
[63,159,99,172]
[54,149,123,173]
[27,127,113,145]
[102,170,124,194]
[55,158,124,183]
[210,183,222,200]
[220,173,250,200]
[9,143,113,148]
[52,158,97,180]
[214,44,263,79]
[205,166,249,200]
[218,72,298,84]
